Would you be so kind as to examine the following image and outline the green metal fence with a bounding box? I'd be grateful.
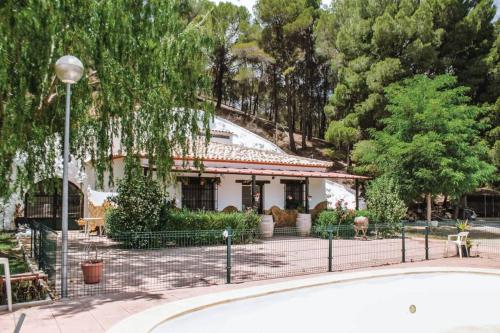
[31,221,58,290]
[27,220,500,299]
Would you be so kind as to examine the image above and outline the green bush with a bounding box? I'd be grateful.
[105,177,261,247]
[164,209,261,245]
[105,177,167,238]
[313,203,381,239]
[366,175,407,226]
[355,209,377,223]
[314,200,356,238]
[165,209,260,231]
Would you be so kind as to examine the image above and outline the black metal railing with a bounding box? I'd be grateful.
[30,221,58,289]
[28,220,500,299]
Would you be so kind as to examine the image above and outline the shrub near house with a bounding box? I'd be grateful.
[105,177,260,247]
[164,209,260,245]
[314,201,370,238]
[105,177,167,236]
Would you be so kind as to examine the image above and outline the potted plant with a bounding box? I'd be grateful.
[455,219,472,257]
[81,244,103,284]
[456,219,470,233]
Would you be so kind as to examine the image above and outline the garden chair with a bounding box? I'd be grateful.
[445,231,469,258]
[222,205,239,213]
[79,199,112,236]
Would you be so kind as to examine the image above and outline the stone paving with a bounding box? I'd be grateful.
[23,229,500,299]
[59,233,465,297]
[2,257,500,333]
[7,225,500,332]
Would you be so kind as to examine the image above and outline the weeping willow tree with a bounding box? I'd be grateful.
[0,0,213,198]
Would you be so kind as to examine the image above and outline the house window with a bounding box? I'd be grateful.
[284,181,304,210]
[181,178,217,211]
[241,184,263,213]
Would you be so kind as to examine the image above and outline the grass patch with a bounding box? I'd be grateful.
[0,232,30,275]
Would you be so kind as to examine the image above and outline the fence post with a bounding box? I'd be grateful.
[38,227,43,270]
[328,224,333,272]
[225,227,232,284]
[30,223,34,258]
[401,221,406,263]
[425,222,429,260]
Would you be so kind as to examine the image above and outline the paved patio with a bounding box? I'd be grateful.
[22,229,500,298]
[58,232,473,297]
[2,257,500,333]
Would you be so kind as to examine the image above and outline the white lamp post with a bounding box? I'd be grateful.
[55,55,84,298]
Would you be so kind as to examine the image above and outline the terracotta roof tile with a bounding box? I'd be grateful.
[178,141,333,168]
[172,165,369,180]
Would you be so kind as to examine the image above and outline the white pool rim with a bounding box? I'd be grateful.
[107,267,500,333]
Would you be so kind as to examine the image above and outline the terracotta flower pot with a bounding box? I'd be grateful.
[81,260,103,284]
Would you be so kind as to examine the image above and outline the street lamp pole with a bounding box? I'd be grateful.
[61,82,71,298]
[55,55,84,298]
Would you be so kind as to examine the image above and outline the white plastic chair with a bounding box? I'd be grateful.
[445,231,469,258]
[0,257,12,311]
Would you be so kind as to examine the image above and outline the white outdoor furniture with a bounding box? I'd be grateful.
[0,257,12,312]
[79,217,105,236]
[445,231,470,258]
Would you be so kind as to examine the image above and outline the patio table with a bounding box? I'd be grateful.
[79,217,105,236]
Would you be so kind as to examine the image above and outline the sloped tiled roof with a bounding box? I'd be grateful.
[172,165,369,179]
[176,141,333,168]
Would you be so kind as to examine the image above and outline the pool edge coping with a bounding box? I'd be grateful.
[107,266,500,333]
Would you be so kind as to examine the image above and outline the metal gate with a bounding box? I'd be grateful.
[22,178,84,230]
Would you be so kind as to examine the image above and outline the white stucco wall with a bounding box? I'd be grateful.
[264,176,285,209]
[216,174,243,210]
[162,173,327,212]
[209,116,283,153]
[325,180,363,210]
[309,178,327,209]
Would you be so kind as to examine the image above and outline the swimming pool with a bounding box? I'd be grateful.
[108,267,500,333]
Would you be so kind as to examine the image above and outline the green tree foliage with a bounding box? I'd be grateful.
[485,21,500,170]
[325,120,359,165]
[354,75,495,213]
[365,175,407,225]
[207,2,252,109]
[231,40,274,116]
[0,0,213,198]
[256,0,329,151]
[317,0,498,142]
[106,177,167,235]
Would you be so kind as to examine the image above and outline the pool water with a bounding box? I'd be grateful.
[153,273,500,333]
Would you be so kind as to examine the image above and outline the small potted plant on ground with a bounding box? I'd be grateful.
[455,219,472,257]
[81,244,103,284]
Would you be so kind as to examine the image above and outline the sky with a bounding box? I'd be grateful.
[214,0,500,20]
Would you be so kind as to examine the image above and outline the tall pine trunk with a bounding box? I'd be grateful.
[271,65,278,123]
[286,77,297,152]
[426,193,432,222]
[301,89,307,149]
[213,48,226,110]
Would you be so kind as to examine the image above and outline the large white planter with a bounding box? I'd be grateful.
[296,213,312,236]
[259,215,275,238]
